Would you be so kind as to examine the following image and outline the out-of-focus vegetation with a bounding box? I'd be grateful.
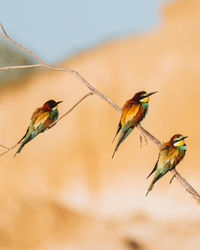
[0,41,35,87]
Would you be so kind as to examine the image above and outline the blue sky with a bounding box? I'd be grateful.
[1,0,168,63]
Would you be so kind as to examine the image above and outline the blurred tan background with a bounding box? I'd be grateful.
[0,0,200,249]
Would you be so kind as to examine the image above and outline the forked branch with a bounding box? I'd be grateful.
[0,23,200,203]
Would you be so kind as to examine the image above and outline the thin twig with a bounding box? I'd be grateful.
[0,64,43,71]
[140,135,143,148]
[0,23,200,203]
[0,23,46,65]
[139,132,148,148]
[48,92,93,129]
[0,23,8,36]
[171,169,200,203]
[137,124,161,146]
[0,145,9,150]
[0,142,19,157]
[169,174,176,184]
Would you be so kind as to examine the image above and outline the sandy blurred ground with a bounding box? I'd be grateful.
[0,0,200,249]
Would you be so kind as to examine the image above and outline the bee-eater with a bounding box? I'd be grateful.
[146,134,187,196]
[14,99,62,156]
[112,91,157,158]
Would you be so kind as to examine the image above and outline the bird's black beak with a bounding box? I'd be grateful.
[182,136,188,140]
[146,91,158,97]
[56,101,63,105]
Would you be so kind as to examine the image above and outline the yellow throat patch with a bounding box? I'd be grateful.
[140,96,149,103]
[52,105,58,111]
[173,140,185,147]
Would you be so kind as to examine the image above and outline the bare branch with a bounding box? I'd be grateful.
[0,142,19,157]
[48,92,93,129]
[0,64,43,71]
[0,23,46,65]
[0,145,9,150]
[0,23,8,36]
[0,23,199,203]
[171,169,200,203]
[169,174,176,184]
[137,124,161,146]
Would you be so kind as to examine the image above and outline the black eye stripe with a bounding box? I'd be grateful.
[140,95,148,99]
[174,138,183,142]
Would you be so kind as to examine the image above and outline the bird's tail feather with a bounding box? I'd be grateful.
[14,142,26,157]
[17,126,29,144]
[146,173,163,196]
[14,134,32,157]
[145,181,154,196]
[112,123,121,143]
[112,128,133,158]
[146,161,158,179]
[112,131,119,143]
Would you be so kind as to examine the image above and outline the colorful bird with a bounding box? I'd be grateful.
[14,99,62,156]
[112,91,157,158]
[146,134,187,196]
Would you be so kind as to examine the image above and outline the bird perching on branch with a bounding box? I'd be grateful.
[14,99,62,156]
[112,91,157,158]
[146,134,187,196]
